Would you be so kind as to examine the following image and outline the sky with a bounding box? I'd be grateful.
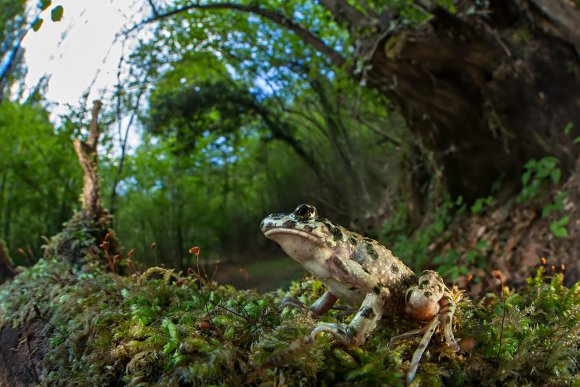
[20,0,153,152]
[22,0,147,107]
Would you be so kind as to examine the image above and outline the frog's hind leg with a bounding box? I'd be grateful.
[404,294,459,383]
[396,270,460,382]
[404,270,460,350]
[438,291,460,351]
[407,318,440,383]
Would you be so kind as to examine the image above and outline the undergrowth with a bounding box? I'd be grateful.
[1,256,578,385]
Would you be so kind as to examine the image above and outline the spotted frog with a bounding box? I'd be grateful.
[260,204,460,382]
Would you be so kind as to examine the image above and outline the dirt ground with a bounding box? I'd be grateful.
[0,321,46,386]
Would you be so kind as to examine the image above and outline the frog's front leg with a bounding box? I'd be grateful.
[308,292,384,346]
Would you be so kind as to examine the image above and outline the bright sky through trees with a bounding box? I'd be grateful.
[22,0,145,106]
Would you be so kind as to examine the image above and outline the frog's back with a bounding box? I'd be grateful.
[344,229,416,306]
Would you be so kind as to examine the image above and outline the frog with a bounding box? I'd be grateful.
[260,204,460,382]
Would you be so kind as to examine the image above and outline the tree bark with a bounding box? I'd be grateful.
[359,1,580,201]
[73,100,104,218]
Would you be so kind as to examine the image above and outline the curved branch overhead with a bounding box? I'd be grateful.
[318,0,375,28]
[135,1,346,67]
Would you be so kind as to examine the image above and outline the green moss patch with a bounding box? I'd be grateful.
[1,255,578,386]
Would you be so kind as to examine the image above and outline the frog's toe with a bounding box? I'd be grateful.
[310,323,362,346]
[447,340,460,352]
[279,297,307,312]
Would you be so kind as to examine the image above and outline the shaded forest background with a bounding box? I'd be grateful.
[1,0,579,291]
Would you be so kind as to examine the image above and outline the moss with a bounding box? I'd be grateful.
[1,255,578,386]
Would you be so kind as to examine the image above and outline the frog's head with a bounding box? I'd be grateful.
[260,204,339,263]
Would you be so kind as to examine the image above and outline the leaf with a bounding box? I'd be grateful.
[549,224,568,238]
[521,171,531,186]
[549,216,570,238]
[550,169,561,184]
[163,340,178,354]
[524,159,537,169]
[161,318,179,342]
[51,5,64,22]
[574,137,580,144]
[32,18,44,32]
[563,122,574,135]
[39,0,52,11]
[556,215,570,226]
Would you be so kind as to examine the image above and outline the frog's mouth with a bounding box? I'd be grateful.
[264,227,329,262]
[263,228,323,246]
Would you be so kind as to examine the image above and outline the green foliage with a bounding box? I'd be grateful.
[50,5,63,22]
[542,190,567,218]
[549,215,570,238]
[111,21,404,265]
[539,188,570,239]
[461,268,580,385]
[38,0,52,10]
[1,245,578,386]
[31,18,43,31]
[0,101,81,261]
[383,196,464,270]
[470,195,493,215]
[517,156,561,203]
[0,0,27,45]
[434,240,488,281]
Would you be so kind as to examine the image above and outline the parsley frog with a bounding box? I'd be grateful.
[261,204,460,382]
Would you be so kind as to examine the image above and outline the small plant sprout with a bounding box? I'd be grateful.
[492,270,508,362]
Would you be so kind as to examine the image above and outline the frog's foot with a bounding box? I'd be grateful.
[407,317,441,384]
[309,323,359,346]
[279,297,307,312]
[309,293,384,347]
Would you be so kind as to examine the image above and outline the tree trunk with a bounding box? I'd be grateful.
[360,1,580,202]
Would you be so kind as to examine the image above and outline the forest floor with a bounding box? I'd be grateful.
[1,159,578,385]
[214,258,305,291]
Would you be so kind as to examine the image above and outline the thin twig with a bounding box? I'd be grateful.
[25,334,41,386]
[209,300,256,324]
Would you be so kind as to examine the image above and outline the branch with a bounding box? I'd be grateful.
[146,0,159,17]
[0,28,28,92]
[74,100,104,216]
[318,0,375,28]
[87,100,103,149]
[528,0,580,54]
[127,2,346,68]
[110,73,148,215]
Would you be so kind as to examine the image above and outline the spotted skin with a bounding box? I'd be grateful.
[261,204,460,382]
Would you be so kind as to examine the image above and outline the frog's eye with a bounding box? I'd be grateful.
[294,204,317,219]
